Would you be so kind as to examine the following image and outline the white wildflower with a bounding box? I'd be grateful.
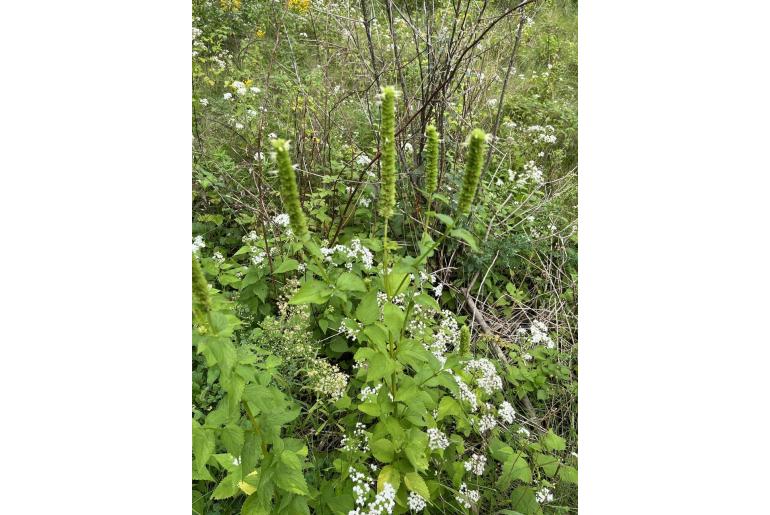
[407,491,426,512]
[427,428,450,451]
[192,235,206,253]
[535,487,554,504]
[455,483,480,509]
[464,358,503,395]
[498,401,516,424]
[464,453,486,475]
[273,213,290,227]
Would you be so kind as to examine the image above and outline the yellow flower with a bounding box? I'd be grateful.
[256,29,265,39]
[287,0,310,14]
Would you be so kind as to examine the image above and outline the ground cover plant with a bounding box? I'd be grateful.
[192,0,577,513]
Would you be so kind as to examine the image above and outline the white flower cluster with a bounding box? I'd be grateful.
[342,320,362,341]
[464,453,487,475]
[433,282,444,299]
[192,235,205,253]
[341,422,370,453]
[320,239,374,269]
[213,251,225,264]
[535,487,554,504]
[356,154,372,166]
[307,358,348,401]
[273,213,290,227]
[463,358,503,395]
[424,310,459,365]
[498,401,516,424]
[455,483,480,509]
[407,491,426,512]
[349,479,396,515]
[477,412,497,433]
[427,428,450,451]
[517,426,531,438]
[530,320,555,349]
[453,374,478,412]
[359,384,382,403]
[349,466,373,508]
[526,124,557,144]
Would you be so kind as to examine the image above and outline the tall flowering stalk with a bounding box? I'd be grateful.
[424,123,439,197]
[271,138,309,241]
[422,123,440,237]
[192,254,211,326]
[458,325,470,356]
[457,128,487,218]
[378,86,397,220]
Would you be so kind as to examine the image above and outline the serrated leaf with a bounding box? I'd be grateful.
[356,290,380,324]
[289,279,332,305]
[212,472,241,500]
[413,292,441,311]
[404,472,431,500]
[273,258,299,274]
[377,465,401,493]
[450,228,478,251]
[541,429,566,451]
[221,424,245,456]
[371,439,395,463]
[337,272,367,292]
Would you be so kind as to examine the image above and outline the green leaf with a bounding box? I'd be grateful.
[449,228,479,251]
[510,486,542,515]
[371,439,395,463]
[403,472,431,501]
[358,402,381,416]
[413,293,440,312]
[212,472,241,500]
[559,465,578,484]
[221,424,245,456]
[241,490,272,515]
[289,279,332,305]
[498,452,532,488]
[355,291,380,324]
[377,465,401,493]
[437,396,463,421]
[367,352,391,382]
[541,430,566,451]
[275,450,309,495]
[193,423,215,470]
[404,429,429,471]
[434,213,454,227]
[273,258,299,274]
[337,272,367,292]
[534,452,559,477]
[382,303,404,339]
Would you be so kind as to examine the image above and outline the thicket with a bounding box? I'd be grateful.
[192,0,577,513]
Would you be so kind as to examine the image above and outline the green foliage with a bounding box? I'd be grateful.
[192,0,578,512]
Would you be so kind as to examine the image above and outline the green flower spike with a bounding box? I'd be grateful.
[192,254,211,317]
[424,123,439,197]
[459,325,470,356]
[271,138,310,241]
[457,128,487,217]
[378,86,397,220]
